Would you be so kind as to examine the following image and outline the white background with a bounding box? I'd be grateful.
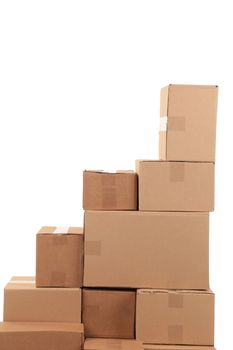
[0,1,231,348]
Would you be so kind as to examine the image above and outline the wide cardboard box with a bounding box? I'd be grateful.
[4,277,82,322]
[83,170,137,210]
[136,289,214,346]
[144,345,215,350]
[85,338,143,350]
[0,322,84,350]
[36,226,83,287]
[136,160,214,212]
[84,211,209,289]
[159,84,218,162]
[82,289,135,338]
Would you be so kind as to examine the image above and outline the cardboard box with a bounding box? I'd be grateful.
[85,338,143,350]
[82,288,136,338]
[144,345,215,350]
[159,84,218,162]
[0,322,84,350]
[4,277,82,322]
[84,211,209,289]
[136,289,214,345]
[36,226,83,287]
[136,160,214,212]
[83,170,138,210]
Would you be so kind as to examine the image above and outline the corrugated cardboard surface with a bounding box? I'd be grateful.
[83,171,138,210]
[0,322,84,350]
[159,84,218,162]
[36,226,83,287]
[82,289,136,338]
[84,211,209,289]
[4,277,82,322]
[136,160,214,212]
[136,290,214,345]
[85,338,143,350]
[144,345,215,350]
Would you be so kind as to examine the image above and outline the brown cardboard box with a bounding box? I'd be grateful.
[36,226,83,287]
[0,322,84,350]
[4,277,82,322]
[85,338,143,350]
[84,211,209,289]
[83,170,138,210]
[136,160,214,212]
[136,289,214,346]
[144,345,216,350]
[159,84,218,162]
[82,289,136,338]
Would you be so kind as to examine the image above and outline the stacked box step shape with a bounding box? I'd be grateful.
[0,84,218,350]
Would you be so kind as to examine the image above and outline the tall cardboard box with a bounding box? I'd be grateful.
[82,289,135,338]
[136,160,214,212]
[36,226,83,287]
[4,277,82,322]
[84,211,209,289]
[85,338,143,350]
[0,322,84,350]
[159,84,218,162]
[136,289,214,346]
[83,170,138,210]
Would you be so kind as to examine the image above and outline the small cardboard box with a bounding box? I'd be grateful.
[84,211,209,289]
[83,170,138,210]
[4,277,82,322]
[136,289,214,346]
[36,226,83,287]
[85,339,143,350]
[159,84,218,162]
[136,160,214,212]
[82,289,136,338]
[144,345,216,350]
[0,322,84,350]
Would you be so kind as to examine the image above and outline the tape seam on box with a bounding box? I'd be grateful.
[160,116,186,132]
[168,293,184,308]
[53,227,69,234]
[168,116,186,131]
[159,116,168,131]
[168,324,183,343]
[8,280,35,284]
[169,163,185,182]
[53,235,68,246]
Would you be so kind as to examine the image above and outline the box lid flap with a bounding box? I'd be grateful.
[37,226,83,235]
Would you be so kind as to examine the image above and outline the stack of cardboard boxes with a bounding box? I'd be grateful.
[0,84,218,350]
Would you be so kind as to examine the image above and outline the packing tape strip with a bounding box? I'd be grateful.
[168,116,186,131]
[168,293,184,308]
[160,116,186,132]
[53,226,70,234]
[53,234,68,245]
[98,170,118,173]
[159,116,168,132]
[101,173,116,186]
[168,325,183,343]
[102,187,117,208]
[169,162,185,182]
[100,173,118,208]
[85,241,102,256]
[50,271,67,286]
[9,279,35,284]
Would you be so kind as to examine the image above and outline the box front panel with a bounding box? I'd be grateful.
[84,211,209,289]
